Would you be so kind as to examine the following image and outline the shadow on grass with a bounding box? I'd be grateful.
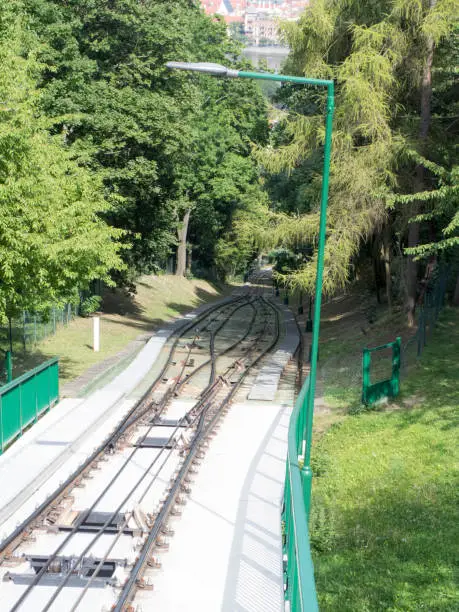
[2,347,79,387]
[101,287,142,317]
[99,283,231,333]
[0,280,233,384]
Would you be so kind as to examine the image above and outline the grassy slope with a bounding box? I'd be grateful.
[311,308,459,611]
[11,275,228,384]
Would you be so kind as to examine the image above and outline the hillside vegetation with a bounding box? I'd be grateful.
[310,307,459,611]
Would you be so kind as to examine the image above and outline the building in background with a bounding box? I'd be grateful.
[200,0,309,45]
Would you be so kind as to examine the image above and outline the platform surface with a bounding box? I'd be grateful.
[248,302,299,401]
[137,399,291,612]
[0,296,237,547]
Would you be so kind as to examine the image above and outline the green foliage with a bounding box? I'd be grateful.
[0,5,123,320]
[268,248,301,274]
[80,295,102,317]
[215,194,277,279]
[22,0,268,278]
[257,0,458,294]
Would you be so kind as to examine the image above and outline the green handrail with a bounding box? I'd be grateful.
[0,358,59,453]
[283,375,318,611]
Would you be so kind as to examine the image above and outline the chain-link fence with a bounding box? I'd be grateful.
[401,264,449,376]
[0,304,79,353]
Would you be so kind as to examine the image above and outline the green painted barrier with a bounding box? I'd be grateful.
[283,376,319,611]
[362,337,401,406]
[0,358,59,453]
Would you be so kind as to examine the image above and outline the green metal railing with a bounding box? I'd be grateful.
[0,358,59,453]
[362,338,401,406]
[283,376,318,611]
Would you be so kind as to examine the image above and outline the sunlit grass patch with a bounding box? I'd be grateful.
[311,308,459,611]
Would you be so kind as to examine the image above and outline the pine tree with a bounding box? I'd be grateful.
[258,0,457,321]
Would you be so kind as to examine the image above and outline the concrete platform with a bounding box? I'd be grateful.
[137,399,291,612]
[248,302,299,401]
[0,296,237,548]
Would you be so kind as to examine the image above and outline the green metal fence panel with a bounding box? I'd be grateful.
[0,386,21,451]
[362,337,401,406]
[0,358,59,453]
[21,376,37,429]
[283,376,319,611]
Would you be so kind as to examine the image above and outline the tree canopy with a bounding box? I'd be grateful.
[23,0,268,278]
[0,3,123,319]
[258,0,458,319]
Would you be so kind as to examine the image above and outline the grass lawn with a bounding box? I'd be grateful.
[5,275,230,384]
[310,307,459,611]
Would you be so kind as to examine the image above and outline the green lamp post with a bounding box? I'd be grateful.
[166,61,334,512]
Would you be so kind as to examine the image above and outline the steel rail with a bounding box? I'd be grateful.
[113,296,280,611]
[177,298,258,392]
[38,297,268,611]
[0,295,246,560]
[6,291,262,611]
[5,295,247,609]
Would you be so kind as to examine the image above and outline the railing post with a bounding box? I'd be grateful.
[301,465,313,519]
[362,348,371,405]
[19,383,23,436]
[5,351,12,383]
[0,395,3,454]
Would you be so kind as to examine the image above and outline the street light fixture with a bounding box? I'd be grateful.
[166,60,334,514]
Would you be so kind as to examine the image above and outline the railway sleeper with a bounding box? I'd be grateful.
[136,576,154,590]
[155,537,169,550]
[161,525,174,537]
[4,555,126,588]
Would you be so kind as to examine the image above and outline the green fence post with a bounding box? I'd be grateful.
[362,348,371,405]
[5,351,12,383]
[0,395,3,453]
[392,337,401,397]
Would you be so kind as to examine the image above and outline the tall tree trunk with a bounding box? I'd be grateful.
[405,1,436,326]
[382,225,392,312]
[176,208,191,277]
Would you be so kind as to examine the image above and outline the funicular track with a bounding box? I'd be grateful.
[0,287,281,611]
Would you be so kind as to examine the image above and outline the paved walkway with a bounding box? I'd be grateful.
[139,398,292,612]
[0,289,299,612]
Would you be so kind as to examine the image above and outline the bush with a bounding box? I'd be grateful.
[80,295,102,317]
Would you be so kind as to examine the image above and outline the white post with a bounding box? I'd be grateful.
[93,316,100,352]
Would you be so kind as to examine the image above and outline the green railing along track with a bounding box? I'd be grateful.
[0,358,59,454]
[283,376,318,611]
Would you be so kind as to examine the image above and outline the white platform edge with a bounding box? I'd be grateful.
[0,294,238,546]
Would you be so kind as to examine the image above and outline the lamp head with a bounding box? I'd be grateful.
[166,61,239,78]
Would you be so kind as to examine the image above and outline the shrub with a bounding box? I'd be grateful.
[80,295,102,317]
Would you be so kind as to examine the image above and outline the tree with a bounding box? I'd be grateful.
[0,4,123,319]
[257,0,457,322]
[24,0,269,279]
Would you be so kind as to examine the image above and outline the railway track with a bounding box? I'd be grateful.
[0,288,281,611]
